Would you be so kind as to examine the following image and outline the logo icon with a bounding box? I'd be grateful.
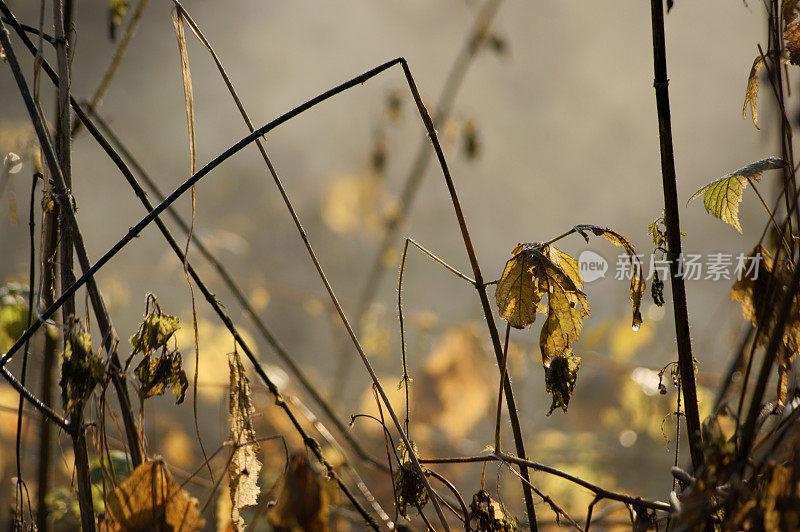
[579,250,608,283]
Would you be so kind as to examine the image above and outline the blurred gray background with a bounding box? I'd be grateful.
[0,0,785,523]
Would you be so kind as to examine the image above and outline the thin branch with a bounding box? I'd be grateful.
[419,453,671,513]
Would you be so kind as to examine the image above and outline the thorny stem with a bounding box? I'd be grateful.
[648,0,703,471]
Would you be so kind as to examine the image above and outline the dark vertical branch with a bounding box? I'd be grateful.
[648,0,703,471]
[52,0,94,527]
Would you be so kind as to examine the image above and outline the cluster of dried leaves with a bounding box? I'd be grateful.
[494,225,643,413]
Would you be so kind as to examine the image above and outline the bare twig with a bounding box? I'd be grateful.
[419,453,671,513]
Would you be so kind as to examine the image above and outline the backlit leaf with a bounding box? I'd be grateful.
[688,157,786,233]
[228,351,261,531]
[101,460,205,531]
[268,454,330,532]
[544,349,581,415]
[494,244,548,329]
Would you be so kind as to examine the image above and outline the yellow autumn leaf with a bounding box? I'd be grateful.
[688,157,786,233]
[228,351,261,531]
[101,460,205,531]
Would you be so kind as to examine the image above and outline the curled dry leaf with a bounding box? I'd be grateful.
[469,490,519,531]
[743,52,790,129]
[228,351,261,531]
[393,442,429,519]
[268,454,330,532]
[574,225,644,330]
[134,348,188,403]
[100,460,205,531]
[730,245,800,407]
[59,320,105,414]
[130,309,180,356]
[688,157,786,233]
[544,348,581,415]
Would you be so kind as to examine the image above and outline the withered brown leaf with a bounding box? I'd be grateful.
[544,348,581,415]
[101,460,205,531]
[268,454,330,532]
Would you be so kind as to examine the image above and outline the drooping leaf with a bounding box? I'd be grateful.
[227,351,261,531]
[134,349,188,403]
[537,254,590,362]
[495,243,590,360]
[100,460,205,531]
[59,320,105,414]
[469,490,519,531]
[544,349,581,415]
[108,0,130,41]
[393,442,429,519]
[574,225,644,329]
[743,52,791,128]
[130,309,180,356]
[494,244,548,329]
[268,454,330,532]
[688,157,786,233]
